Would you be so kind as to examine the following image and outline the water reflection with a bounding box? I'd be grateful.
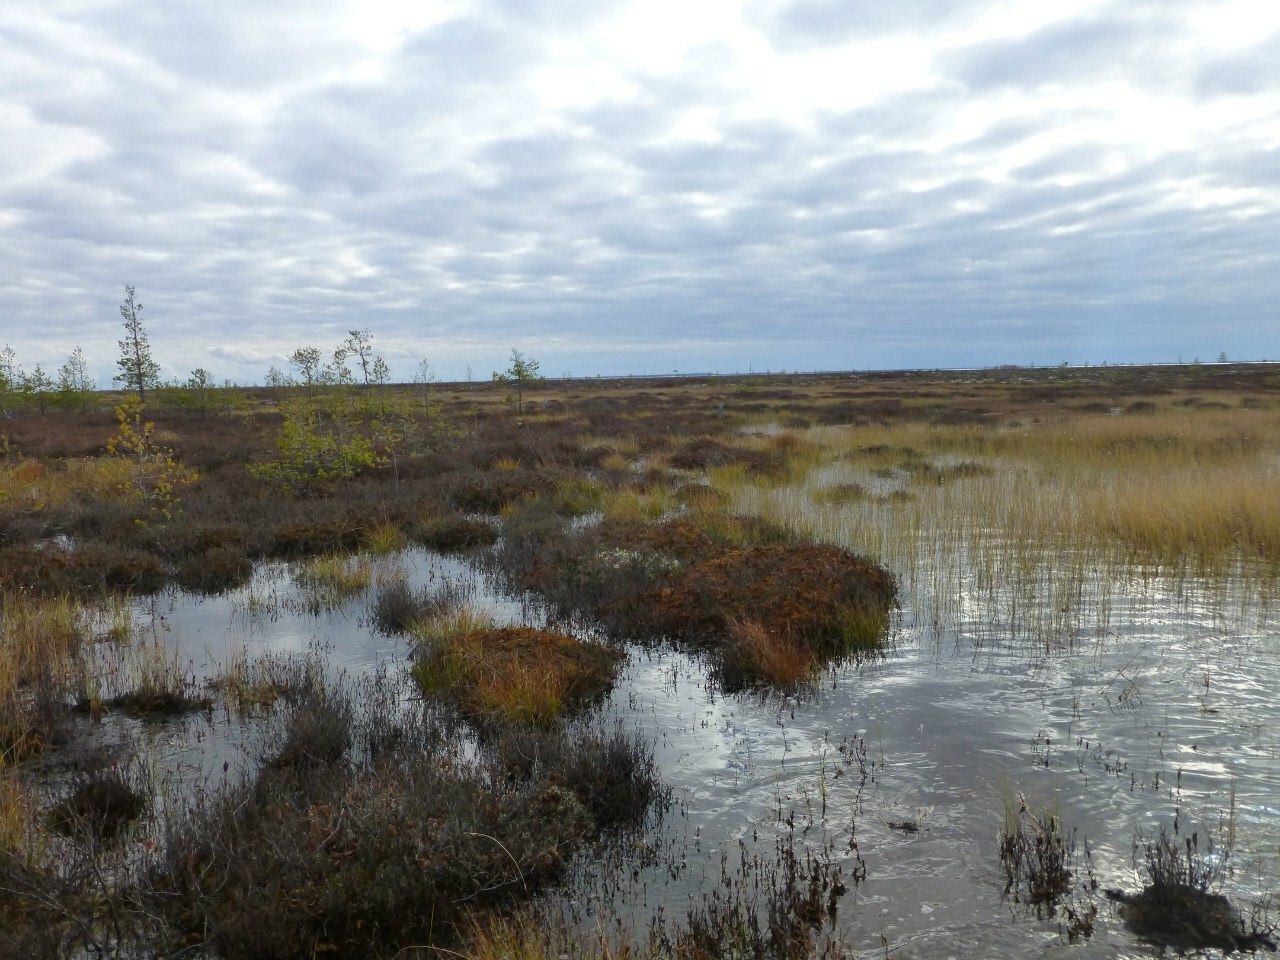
[122,544,1279,957]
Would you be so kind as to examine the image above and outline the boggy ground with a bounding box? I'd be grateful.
[2,362,1279,957]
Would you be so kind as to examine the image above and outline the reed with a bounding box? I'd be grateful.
[0,756,35,854]
[710,403,1280,651]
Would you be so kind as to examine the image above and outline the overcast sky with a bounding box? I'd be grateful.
[3,0,1278,384]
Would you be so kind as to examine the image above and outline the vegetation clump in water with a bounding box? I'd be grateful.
[1106,828,1277,954]
[414,626,624,727]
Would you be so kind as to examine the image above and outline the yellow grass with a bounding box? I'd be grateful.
[599,485,678,523]
[295,552,373,597]
[0,591,90,759]
[363,521,407,554]
[0,457,137,511]
[406,602,498,648]
[712,404,1280,649]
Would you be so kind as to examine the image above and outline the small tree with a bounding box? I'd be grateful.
[343,328,376,387]
[184,367,216,418]
[56,346,96,413]
[114,285,160,405]
[492,348,543,415]
[250,400,381,497]
[106,397,197,520]
[0,345,21,415]
[23,364,54,415]
[288,347,323,401]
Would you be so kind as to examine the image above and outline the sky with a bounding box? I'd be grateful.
[2,0,1279,385]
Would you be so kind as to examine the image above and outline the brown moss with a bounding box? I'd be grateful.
[652,545,896,671]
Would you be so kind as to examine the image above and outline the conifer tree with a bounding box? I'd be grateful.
[114,285,160,405]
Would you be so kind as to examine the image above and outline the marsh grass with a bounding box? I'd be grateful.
[90,632,209,718]
[407,601,499,648]
[293,551,374,609]
[719,406,1280,650]
[372,575,473,635]
[0,590,88,760]
[726,617,817,688]
[361,520,406,554]
[207,645,315,716]
[0,758,35,853]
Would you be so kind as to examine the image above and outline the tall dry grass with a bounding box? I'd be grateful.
[715,405,1280,649]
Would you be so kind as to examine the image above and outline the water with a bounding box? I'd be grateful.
[95,543,1280,957]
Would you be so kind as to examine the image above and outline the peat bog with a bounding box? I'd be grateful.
[1,362,1279,957]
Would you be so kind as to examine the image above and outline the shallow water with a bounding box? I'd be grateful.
[101,543,1280,957]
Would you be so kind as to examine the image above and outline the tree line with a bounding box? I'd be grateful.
[1,285,544,418]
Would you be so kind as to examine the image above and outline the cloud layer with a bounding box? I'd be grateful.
[3,0,1278,383]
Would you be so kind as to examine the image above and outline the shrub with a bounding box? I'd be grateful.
[149,675,660,959]
[653,545,896,660]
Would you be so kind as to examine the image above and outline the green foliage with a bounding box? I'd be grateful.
[21,364,53,415]
[341,328,376,387]
[114,285,161,405]
[288,346,323,399]
[492,347,543,414]
[55,346,95,413]
[250,402,382,497]
[105,398,197,521]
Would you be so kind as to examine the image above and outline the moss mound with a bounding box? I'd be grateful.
[654,544,897,658]
[415,627,623,726]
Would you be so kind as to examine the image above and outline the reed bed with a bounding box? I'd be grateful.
[717,406,1280,650]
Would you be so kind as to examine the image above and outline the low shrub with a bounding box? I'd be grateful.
[173,545,253,593]
[149,675,662,959]
[492,722,668,833]
[1107,827,1277,953]
[0,542,168,596]
[268,518,363,558]
[653,545,896,660]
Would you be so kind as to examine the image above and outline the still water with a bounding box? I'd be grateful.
[125,544,1279,958]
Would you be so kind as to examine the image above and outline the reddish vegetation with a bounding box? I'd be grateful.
[596,517,720,563]
[653,545,897,653]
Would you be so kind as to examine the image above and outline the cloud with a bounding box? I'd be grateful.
[1196,33,1280,97]
[939,13,1185,91]
[1,0,1278,383]
[754,0,985,49]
